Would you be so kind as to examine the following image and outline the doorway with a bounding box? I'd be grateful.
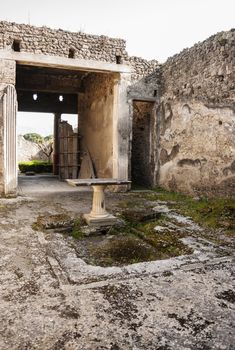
[131,100,155,187]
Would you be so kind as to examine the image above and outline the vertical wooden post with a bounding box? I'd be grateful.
[53,113,61,175]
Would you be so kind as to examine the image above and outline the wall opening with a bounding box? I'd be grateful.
[116,55,122,64]
[131,101,155,187]
[12,39,21,52]
[14,64,118,190]
[17,112,54,177]
[68,48,75,58]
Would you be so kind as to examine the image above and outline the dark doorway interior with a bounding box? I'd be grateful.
[131,101,155,187]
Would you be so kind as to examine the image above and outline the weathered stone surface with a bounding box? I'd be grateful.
[0,186,234,349]
[0,58,15,84]
[0,21,157,78]
[128,29,235,197]
[0,21,234,197]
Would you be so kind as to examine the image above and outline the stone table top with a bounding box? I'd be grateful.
[66,178,131,187]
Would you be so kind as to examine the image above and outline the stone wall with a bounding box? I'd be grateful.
[1,21,234,197]
[154,29,234,197]
[161,30,235,107]
[128,29,235,197]
[0,21,159,80]
[127,56,160,81]
[0,21,127,63]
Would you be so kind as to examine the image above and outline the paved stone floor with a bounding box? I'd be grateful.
[0,177,234,350]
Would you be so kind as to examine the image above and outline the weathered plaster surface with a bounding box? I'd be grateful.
[159,102,235,196]
[128,29,235,197]
[78,73,115,177]
[157,29,235,197]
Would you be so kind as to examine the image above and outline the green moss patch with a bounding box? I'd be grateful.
[67,215,192,267]
[144,187,235,233]
[88,234,157,267]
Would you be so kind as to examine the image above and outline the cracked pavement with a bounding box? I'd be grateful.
[0,180,234,350]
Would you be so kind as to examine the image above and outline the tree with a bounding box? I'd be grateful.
[23,133,44,144]
[23,133,54,162]
[37,140,53,162]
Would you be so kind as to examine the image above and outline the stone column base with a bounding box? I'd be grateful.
[83,213,117,226]
[84,184,118,226]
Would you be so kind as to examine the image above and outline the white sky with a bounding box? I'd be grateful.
[2,0,234,135]
[17,113,78,136]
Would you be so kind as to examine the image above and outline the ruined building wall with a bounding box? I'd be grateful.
[0,22,160,77]
[158,29,235,197]
[78,73,115,178]
[0,21,127,63]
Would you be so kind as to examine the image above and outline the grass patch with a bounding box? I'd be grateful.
[143,187,235,233]
[89,234,158,267]
[80,209,192,266]
[71,218,84,239]
[134,221,192,258]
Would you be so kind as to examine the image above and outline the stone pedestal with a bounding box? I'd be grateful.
[83,185,117,226]
[66,178,131,226]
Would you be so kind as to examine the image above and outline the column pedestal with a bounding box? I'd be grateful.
[83,185,117,226]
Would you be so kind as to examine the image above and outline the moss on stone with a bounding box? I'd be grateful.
[142,187,235,233]
[88,234,158,267]
[71,218,84,239]
[32,213,73,231]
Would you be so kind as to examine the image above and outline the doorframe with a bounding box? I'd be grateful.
[130,98,159,187]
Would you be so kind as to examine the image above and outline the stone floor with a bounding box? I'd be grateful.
[0,177,234,350]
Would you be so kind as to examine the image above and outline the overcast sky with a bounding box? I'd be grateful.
[1,0,234,135]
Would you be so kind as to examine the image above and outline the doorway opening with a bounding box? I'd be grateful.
[12,62,119,195]
[131,100,155,187]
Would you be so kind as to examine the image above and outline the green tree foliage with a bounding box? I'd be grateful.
[23,133,44,144]
[44,135,53,142]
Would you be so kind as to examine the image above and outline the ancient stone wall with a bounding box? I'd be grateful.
[161,30,235,107]
[158,29,235,197]
[0,21,127,63]
[0,21,160,80]
[127,56,160,81]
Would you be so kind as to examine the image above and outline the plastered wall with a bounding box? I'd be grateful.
[158,29,235,197]
[0,59,16,196]
[78,73,115,178]
[129,29,235,197]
